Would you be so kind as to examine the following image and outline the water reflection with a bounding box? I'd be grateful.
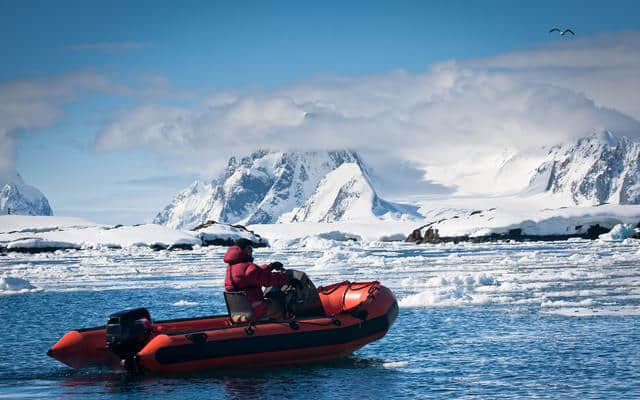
[48,356,403,399]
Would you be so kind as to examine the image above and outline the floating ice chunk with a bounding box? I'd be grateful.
[316,231,362,242]
[299,235,358,249]
[382,361,409,368]
[0,276,43,295]
[540,298,594,307]
[399,273,499,307]
[599,224,637,241]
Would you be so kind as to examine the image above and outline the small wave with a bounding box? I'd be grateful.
[540,298,594,308]
[172,300,199,307]
[382,361,409,369]
[542,306,640,317]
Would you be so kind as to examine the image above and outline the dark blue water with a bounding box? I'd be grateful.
[1,288,639,399]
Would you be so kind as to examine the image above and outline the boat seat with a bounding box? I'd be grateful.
[223,291,256,324]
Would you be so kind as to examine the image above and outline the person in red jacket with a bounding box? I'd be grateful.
[224,239,289,320]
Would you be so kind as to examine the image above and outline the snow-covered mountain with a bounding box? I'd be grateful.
[155,150,421,229]
[0,169,53,216]
[527,131,640,205]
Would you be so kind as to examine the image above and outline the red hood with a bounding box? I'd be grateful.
[223,246,253,265]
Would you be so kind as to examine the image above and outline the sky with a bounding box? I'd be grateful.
[1,0,640,224]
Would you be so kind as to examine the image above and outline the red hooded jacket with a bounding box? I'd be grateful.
[223,245,289,319]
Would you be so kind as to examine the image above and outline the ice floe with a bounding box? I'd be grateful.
[2,217,640,317]
[0,276,42,295]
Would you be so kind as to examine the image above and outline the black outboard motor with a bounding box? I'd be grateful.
[105,308,152,371]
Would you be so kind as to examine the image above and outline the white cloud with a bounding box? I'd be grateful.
[0,70,197,174]
[7,31,640,196]
[96,32,640,194]
[0,71,119,172]
[468,30,640,123]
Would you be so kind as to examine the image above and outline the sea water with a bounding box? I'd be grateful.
[1,240,639,399]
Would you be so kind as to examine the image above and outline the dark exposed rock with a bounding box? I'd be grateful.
[405,228,423,243]
[411,222,627,244]
[193,220,268,248]
[150,243,194,251]
[4,246,79,254]
[168,243,194,251]
[200,238,237,247]
[191,220,220,231]
[408,207,637,244]
[585,224,609,239]
[422,227,441,243]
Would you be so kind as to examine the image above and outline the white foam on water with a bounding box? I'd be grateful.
[382,361,409,369]
[172,300,200,307]
[542,306,640,317]
[540,298,595,308]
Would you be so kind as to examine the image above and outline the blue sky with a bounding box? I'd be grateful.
[2,0,640,223]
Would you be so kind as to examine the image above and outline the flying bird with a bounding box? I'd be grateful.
[549,28,575,36]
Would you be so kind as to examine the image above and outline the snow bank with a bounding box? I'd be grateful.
[0,215,98,233]
[414,204,640,241]
[194,223,268,246]
[6,238,80,252]
[0,276,42,295]
[0,216,264,252]
[249,220,420,244]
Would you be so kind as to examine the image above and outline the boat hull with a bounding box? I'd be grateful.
[48,282,398,373]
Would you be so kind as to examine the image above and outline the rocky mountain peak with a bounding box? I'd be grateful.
[527,131,640,205]
[154,149,419,229]
[0,169,53,216]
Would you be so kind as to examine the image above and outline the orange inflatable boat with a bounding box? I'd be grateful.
[48,275,398,374]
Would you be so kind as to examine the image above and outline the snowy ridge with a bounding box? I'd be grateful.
[411,204,640,242]
[0,169,52,216]
[289,163,420,222]
[527,131,640,205]
[155,150,420,229]
[0,215,264,252]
